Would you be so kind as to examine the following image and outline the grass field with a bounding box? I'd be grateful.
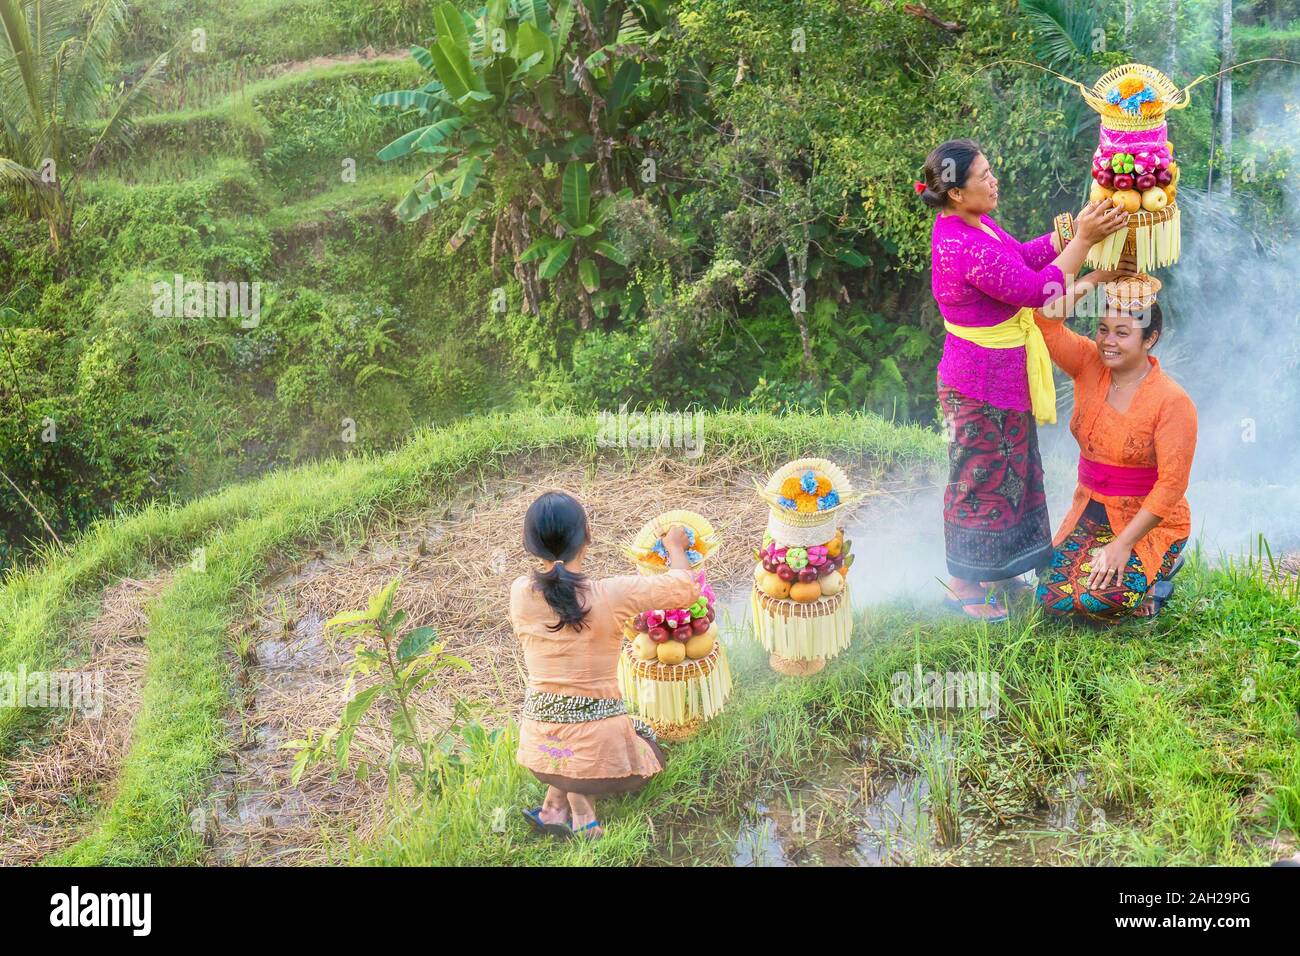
[2,410,1296,866]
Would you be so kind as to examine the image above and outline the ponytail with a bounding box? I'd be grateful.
[523,493,592,632]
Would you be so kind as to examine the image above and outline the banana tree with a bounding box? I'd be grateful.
[518,162,629,316]
[0,0,168,251]
[374,0,670,322]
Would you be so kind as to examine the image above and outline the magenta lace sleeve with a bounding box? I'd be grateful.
[1018,231,1058,271]
[962,235,1065,310]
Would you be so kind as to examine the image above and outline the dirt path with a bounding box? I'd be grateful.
[0,574,171,864]
[202,453,775,864]
[265,46,410,77]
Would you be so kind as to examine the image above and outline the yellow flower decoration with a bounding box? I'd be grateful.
[815,475,832,496]
[1117,76,1145,98]
[1139,100,1163,116]
[780,476,803,499]
[795,492,818,513]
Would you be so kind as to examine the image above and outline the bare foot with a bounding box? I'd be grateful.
[540,786,569,826]
[566,792,604,840]
[1132,595,1158,618]
[981,576,1031,595]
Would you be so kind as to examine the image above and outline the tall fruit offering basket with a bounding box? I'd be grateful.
[617,510,733,742]
[1078,64,1186,275]
[750,460,861,676]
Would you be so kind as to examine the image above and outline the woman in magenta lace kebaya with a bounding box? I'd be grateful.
[919,139,1127,621]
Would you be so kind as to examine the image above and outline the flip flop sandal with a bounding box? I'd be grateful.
[1137,554,1187,622]
[943,595,1009,623]
[521,807,573,838]
[570,820,603,840]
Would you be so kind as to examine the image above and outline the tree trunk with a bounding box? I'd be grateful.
[1168,0,1178,70]
[786,238,819,387]
[1221,0,1233,196]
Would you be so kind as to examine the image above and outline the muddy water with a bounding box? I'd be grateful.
[660,751,1118,867]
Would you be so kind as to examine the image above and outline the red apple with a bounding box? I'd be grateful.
[691,617,711,635]
[1113,173,1133,191]
[1156,169,1173,186]
[633,612,647,631]
[798,567,818,583]
[1096,170,1115,189]
[675,629,690,642]
[776,564,796,582]
[706,608,716,623]
[1136,174,1156,191]
[648,626,670,643]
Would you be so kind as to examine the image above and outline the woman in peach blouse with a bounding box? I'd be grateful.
[510,491,701,839]
[1033,278,1196,621]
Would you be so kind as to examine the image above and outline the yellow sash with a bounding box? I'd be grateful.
[944,307,1057,426]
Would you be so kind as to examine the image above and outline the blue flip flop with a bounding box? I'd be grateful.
[521,807,573,838]
[1141,553,1187,620]
[943,594,1009,623]
[570,819,603,840]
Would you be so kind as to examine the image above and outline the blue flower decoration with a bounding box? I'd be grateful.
[652,526,698,560]
[777,495,797,510]
[800,470,818,495]
[817,490,840,510]
[1106,89,1121,105]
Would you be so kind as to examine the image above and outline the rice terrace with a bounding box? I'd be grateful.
[0,0,1297,924]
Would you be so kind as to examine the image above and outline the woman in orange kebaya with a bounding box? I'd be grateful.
[1032,276,1196,621]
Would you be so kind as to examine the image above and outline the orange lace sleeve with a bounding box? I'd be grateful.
[1034,310,1097,379]
[1144,389,1198,519]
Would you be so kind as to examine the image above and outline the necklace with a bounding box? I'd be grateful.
[1110,365,1151,392]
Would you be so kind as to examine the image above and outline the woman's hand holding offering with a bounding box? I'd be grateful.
[1075,200,1129,245]
[660,524,700,583]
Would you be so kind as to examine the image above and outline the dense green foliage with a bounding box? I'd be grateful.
[1,0,1296,570]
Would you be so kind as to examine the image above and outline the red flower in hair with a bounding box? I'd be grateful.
[914,181,926,195]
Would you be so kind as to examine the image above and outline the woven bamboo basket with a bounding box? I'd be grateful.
[756,457,866,546]
[623,509,720,575]
[617,638,732,741]
[1104,273,1163,311]
[750,582,855,674]
[1080,63,1189,130]
[1085,203,1181,272]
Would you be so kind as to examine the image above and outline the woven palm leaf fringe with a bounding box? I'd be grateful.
[750,583,855,662]
[1085,204,1180,271]
[617,642,733,728]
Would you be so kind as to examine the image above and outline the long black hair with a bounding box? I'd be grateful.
[523,491,593,632]
[918,138,982,209]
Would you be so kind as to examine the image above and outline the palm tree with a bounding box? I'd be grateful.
[0,0,168,251]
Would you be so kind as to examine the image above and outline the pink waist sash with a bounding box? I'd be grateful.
[1078,457,1158,497]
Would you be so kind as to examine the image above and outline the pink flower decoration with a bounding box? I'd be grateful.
[807,545,829,566]
[644,609,666,628]
[666,608,692,628]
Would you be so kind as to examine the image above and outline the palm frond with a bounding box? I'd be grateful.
[0,155,48,193]
[59,0,127,127]
[82,47,168,171]
[1018,0,1103,68]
